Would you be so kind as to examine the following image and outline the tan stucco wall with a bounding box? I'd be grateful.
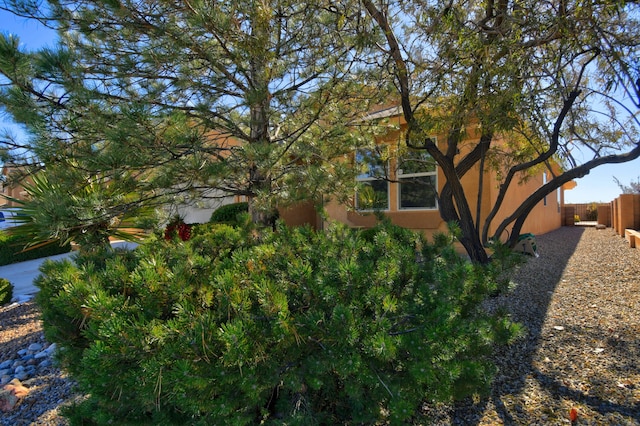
[318,128,562,241]
[321,168,561,241]
[321,132,450,239]
[486,168,562,239]
[279,201,319,228]
[279,109,564,242]
[1,165,33,207]
[612,193,640,236]
[597,205,611,227]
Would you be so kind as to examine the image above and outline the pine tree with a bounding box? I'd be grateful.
[0,0,382,234]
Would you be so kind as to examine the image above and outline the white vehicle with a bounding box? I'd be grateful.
[0,208,26,230]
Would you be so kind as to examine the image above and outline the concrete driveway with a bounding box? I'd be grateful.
[1,241,138,303]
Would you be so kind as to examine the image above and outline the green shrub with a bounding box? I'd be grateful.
[209,202,249,225]
[586,203,598,221]
[0,278,13,305]
[37,221,522,425]
[0,231,72,266]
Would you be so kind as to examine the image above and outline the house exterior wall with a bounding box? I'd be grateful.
[278,201,319,228]
[1,165,32,208]
[321,164,562,240]
[173,191,238,224]
[322,132,449,239]
[486,167,563,240]
[315,116,564,241]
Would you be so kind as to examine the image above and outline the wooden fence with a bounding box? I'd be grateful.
[564,203,608,221]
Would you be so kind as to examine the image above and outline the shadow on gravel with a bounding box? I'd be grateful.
[449,226,585,424]
[531,320,640,420]
[0,302,43,360]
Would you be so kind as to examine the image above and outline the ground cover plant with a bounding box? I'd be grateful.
[0,231,71,266]
[0,278,13,305]
[36,221,522,425]
[209,202,249,225]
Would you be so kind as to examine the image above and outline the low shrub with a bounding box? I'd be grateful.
[0,278,13,305]
[0,231,72,266]
[37,221,522,425]
[586,203,599,221]
[163,216,192,241]
[209,202,249,225]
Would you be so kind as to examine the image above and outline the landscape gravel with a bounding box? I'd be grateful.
[0,225,638,425]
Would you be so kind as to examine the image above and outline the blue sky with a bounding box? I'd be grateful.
[1,8,639,204]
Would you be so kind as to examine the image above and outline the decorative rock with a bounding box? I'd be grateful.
[27,343,43,352]
[0,378,30,412]
[0,389,19,412]
[14,371,30,381]
[38,359,52,369]
[6,379,29,398]
[0,333,60,397]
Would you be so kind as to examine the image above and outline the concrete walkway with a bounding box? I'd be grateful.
[1,241,138,303]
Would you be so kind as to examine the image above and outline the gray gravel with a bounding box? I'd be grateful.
[428,226,640,425]
[0,302,79,426]
[1,226,639,425]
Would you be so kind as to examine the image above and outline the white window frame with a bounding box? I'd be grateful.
[355,148,390,211]
[397,148,438,210]
[543,172,548,206]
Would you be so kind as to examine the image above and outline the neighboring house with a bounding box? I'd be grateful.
[1,160,237,226]
[1,163,31,208]
[165,187,239,224]
[282,105,570,242]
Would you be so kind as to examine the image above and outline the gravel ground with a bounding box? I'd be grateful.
[0,302,78,426]
[440,226,640,425]
[1,226,639,425]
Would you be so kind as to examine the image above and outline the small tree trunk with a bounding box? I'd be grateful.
[77,223,112,254]
[435,156,490,264]
[248,195,276,228]
[439,186,490,264]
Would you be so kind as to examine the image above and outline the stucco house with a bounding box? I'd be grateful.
[1,105,572,242]
[1,163,31,208]
[279,105,570,242]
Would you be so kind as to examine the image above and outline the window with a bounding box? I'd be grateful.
[355,148,389,210]
[397,149,437,209]
[543,172,547,206]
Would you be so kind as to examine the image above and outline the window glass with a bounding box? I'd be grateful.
[398,149,437,209]
[397,150,436,175]
[356,149,387,179]
[399,175,437,209]
[355,148,389,210]
[543,172,547,206]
